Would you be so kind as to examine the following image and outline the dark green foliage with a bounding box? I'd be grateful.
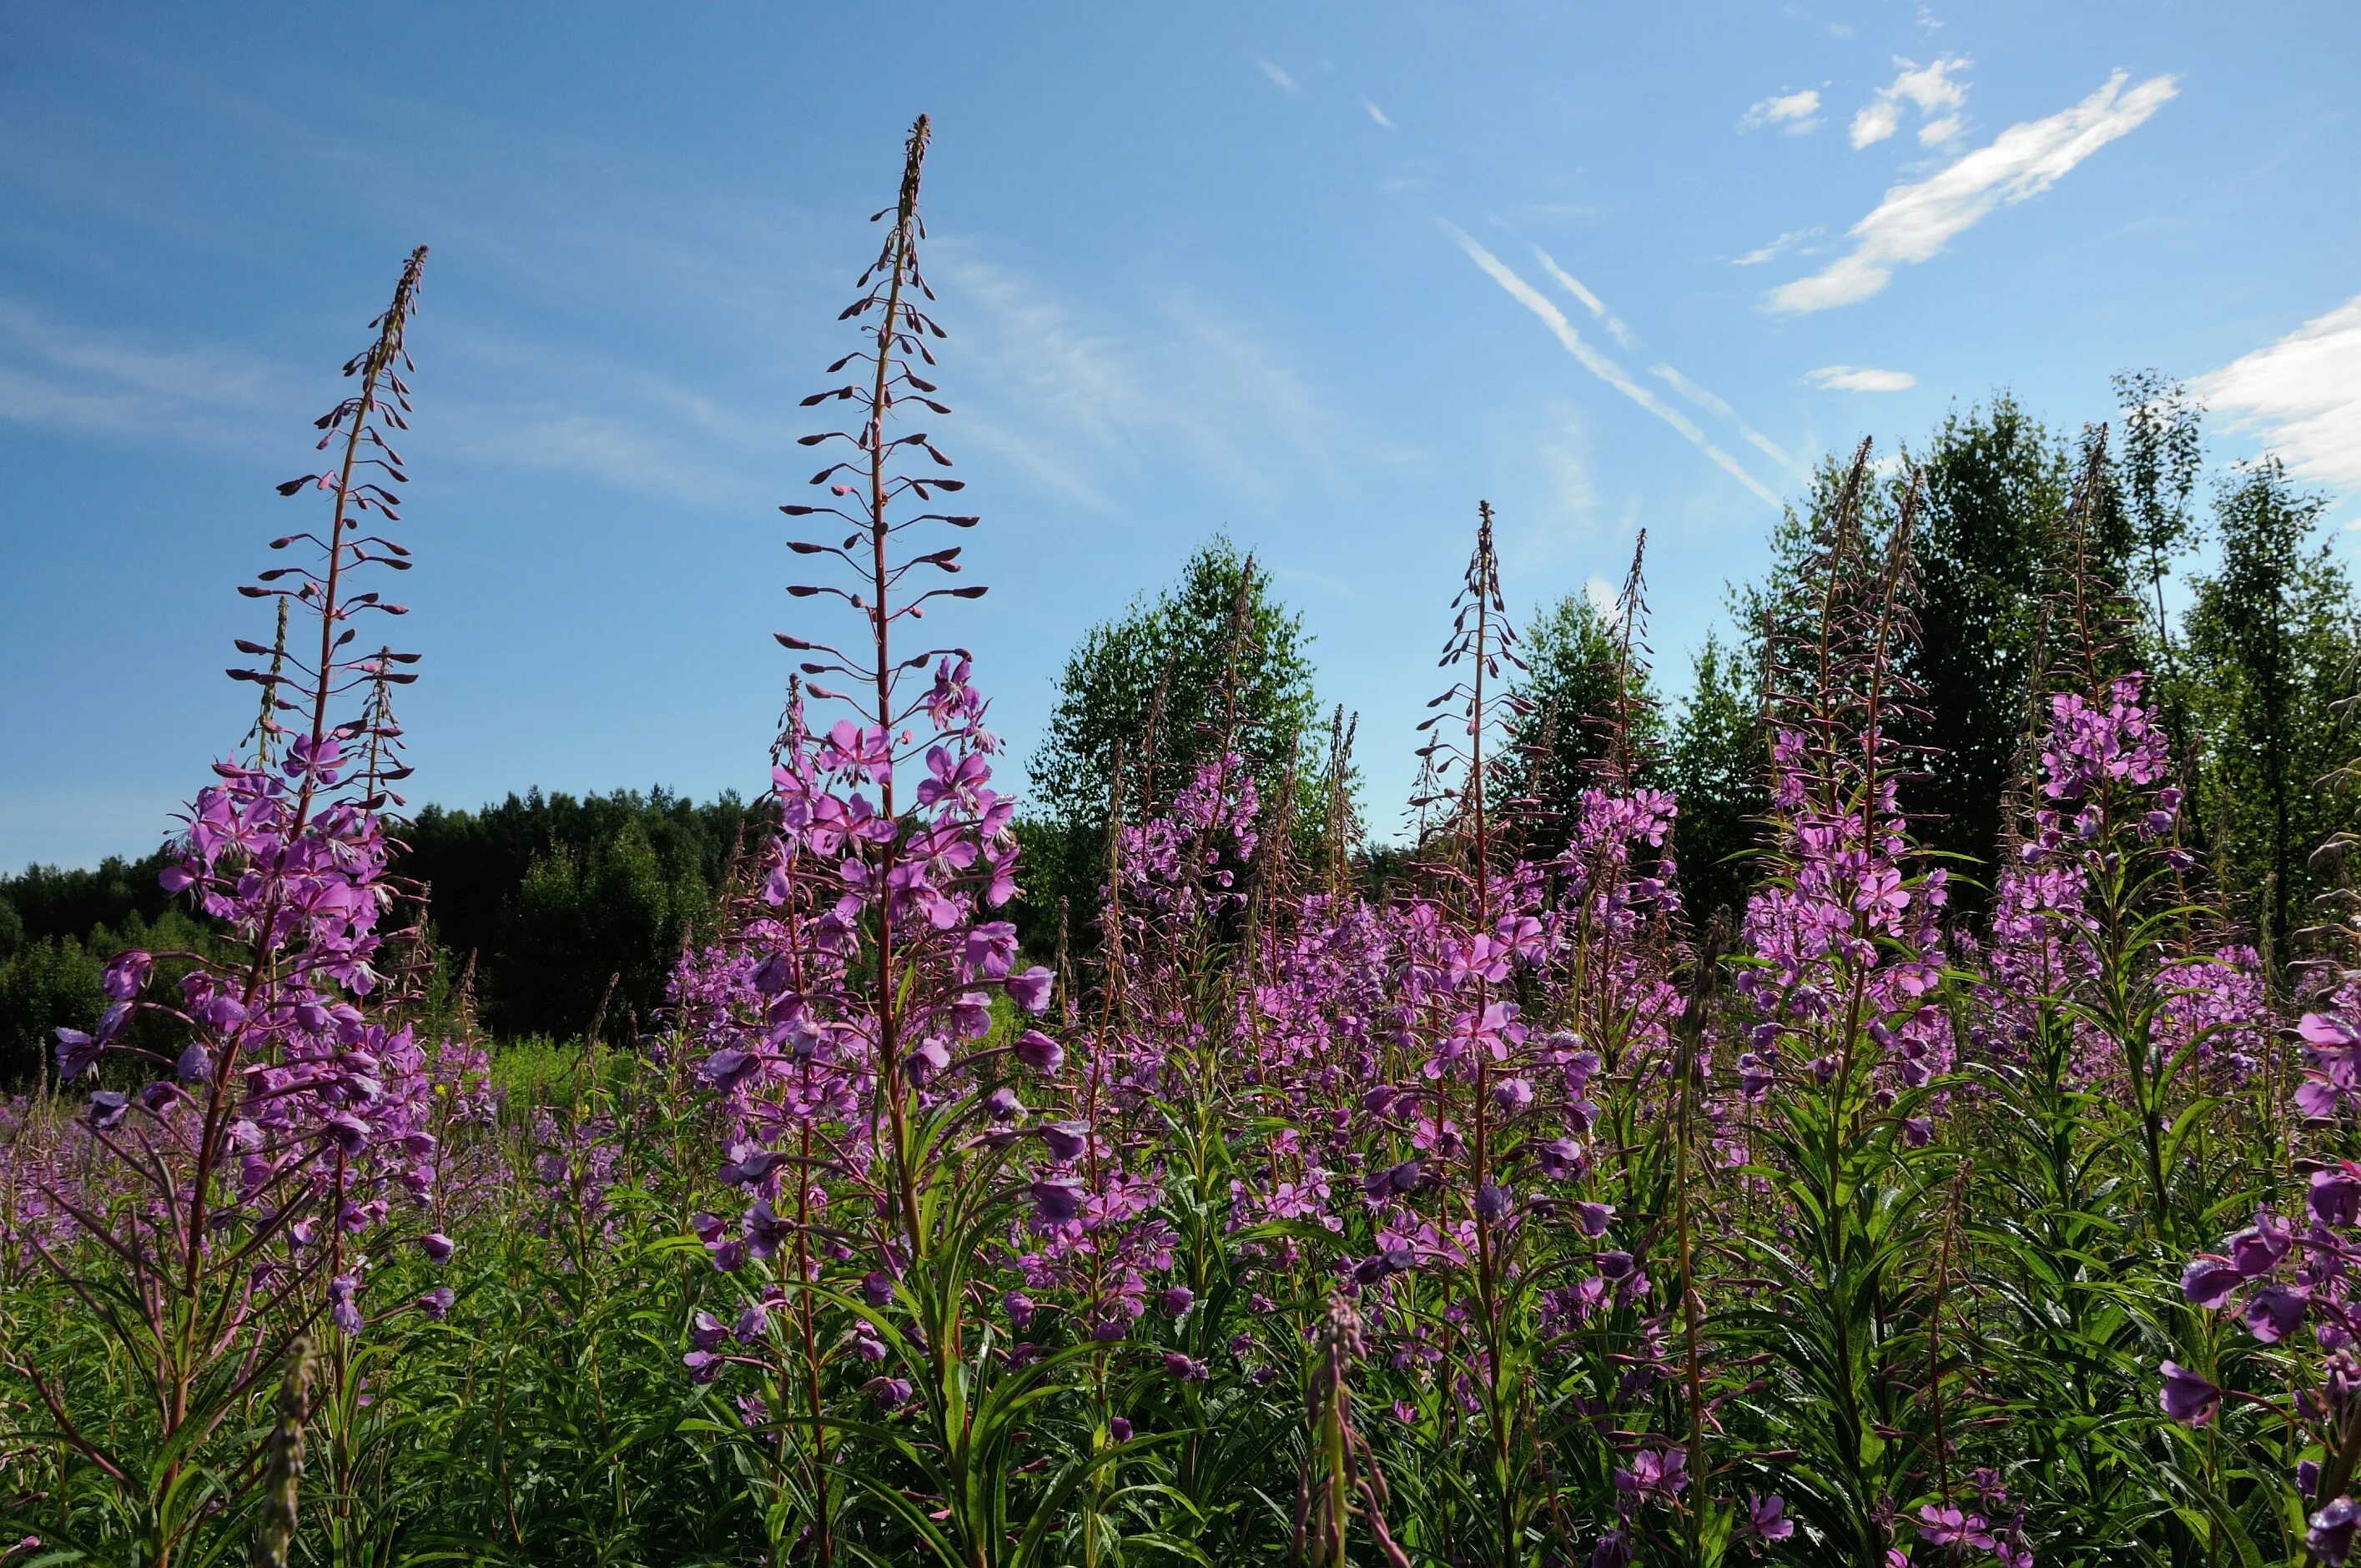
[1891,395,2088,907]
[2179,459,2358,964]
[397,787,772,1043]
[0,937,102,1085]
[0,848,184,960]
[1496,590,1661,854]
[0,857,219,1088]
[1019,536,1322,952]
[1666,631,1763,927]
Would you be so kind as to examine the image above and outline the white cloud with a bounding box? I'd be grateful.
[1440,221,1782,510]
[0,299,293,449]
[1253,57,1298,93]
[940,254,1355,510]
[1531,247,1640,351]
[1362,98,1393,128]
[1804,364,1917,392]
[1769,68,2177,314]
[1850,54,1971,148]
[1850,100,1902,149]
[2198,292,2361,488]
[1741,88,1824,135]
[1650,362,1800,470]
[1583,574,1619,619]
[1731,226,1822,266]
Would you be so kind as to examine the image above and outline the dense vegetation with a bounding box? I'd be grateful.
[6,118,2361,1568]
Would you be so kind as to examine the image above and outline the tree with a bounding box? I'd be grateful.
[1666,631,1764,927]
[1019,536,1322,952]
[1495,582,1663,856]
[1890,394,2087,907]
[2181,459,2358,966]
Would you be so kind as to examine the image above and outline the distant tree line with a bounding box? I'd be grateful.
[8,374,2353,1085]
[2,788,772,1085]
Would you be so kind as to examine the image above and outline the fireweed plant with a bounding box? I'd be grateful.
[6,249,442,1565]
[1,122,2343,1568]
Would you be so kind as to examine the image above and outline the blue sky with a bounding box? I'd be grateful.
[4,3,2358,869]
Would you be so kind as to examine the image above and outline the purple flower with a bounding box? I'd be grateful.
[1572,1200,1615,1238]
[864,1375,914,1410]
[720,1145,790,1187]
[1029,1179,1085,1224]
[1163,1353,1208,1382]
[904,1035,950,1085]
[682,1350,720,1385]
[1040,1122,1089,1161]
[2314,1497,2361,1567]
[55,1028,103,1080]
[2158,1359,2220,1425]
[327,1273,364,1335]
[2245,1283,2309,1344]
[1746,1494,1795,1541]
[2315,1168,2361,1228]
[742,1200,792,1260]
[862,1271,897,1307]
[1107,1416,1133,1442]
[417,1287,454,1320]
[1917,1505,1992,1550]
[420,1232,454,1264]
[1590,1530,1630,1568]
[1474,1183,1512,1223]
[1014,1028,1064,1074]
[102,950,151,999]
[87,1091,129,1129]
[691,1312,729,1352]
[734,1303,770,1343]
[1159,1286,1194,1318]
[2227,1212,2292,1277]
[1006,966,1054,1014]
[984,1086,1021,1120]
[2182,1254,2243,1309]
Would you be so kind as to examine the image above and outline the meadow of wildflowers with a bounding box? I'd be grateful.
[5,117,2359,1568]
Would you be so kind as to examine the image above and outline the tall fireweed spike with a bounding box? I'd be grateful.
[249,1334,317,1568]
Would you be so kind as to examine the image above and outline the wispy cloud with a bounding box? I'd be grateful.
[1850,55,1971,148]
[939,253,1355,510]
[1362,98,1394,129]
[1531,247,1639,352]
[1768,68,2177,314]
[1440,221,1782,510]
[0,299,293,449]
[1650,363,1799,469]
[2199,292,2361,488]
[1253,57,1298,94]
[1731,226,1822,267]
[1740,88,1824,135]
[1804,364,1917,392]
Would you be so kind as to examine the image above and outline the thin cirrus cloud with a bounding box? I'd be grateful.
[1739,88,1823,135]
[1767,68,2178,314]
[1804,364,1917,393]
[1850,54,1971,148]
[1439,220,1782,510]
[1649,363,1800,470]
[2198,291,2361,489]
[1252,57,1298,94]
[1362,98,1394,128]
[1531,247,1640,352]
[0,298,293,450]
[1731,226,1822,267]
